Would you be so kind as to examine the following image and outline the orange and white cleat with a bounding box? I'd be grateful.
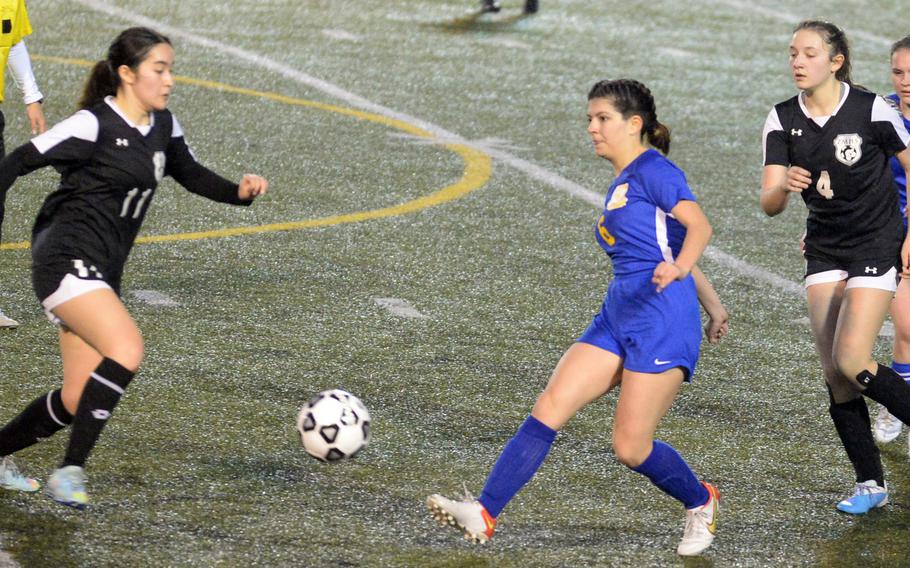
[426,490,496,544]
[677,482,719,556]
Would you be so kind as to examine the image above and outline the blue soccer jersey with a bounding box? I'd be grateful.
[580,149,702,380]
[594,149,697,278]
[887,93,909,225]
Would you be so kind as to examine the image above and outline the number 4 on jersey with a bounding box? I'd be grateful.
[816,170,834,200]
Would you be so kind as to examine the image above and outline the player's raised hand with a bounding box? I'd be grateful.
[652,261,685,293]
[238,174,268,200]
[783,166,812,193]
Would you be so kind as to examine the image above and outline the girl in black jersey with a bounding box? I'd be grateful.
[761,20,910,515]
[0,27,268,508]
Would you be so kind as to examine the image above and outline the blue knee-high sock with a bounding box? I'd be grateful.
[478,415,556,518]
[891,361,910,384]
[631,440,709,509]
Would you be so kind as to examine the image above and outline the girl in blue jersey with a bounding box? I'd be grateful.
[428,79,728,556]
[873,35,910,446]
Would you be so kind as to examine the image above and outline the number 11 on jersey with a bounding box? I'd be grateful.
[120,188,153,219]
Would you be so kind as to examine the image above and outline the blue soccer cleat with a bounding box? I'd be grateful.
[836,480,888,514]
[46,465,89,509]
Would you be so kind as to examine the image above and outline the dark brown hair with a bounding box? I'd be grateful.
[79,27,172,110]
[587,79,670,155]
[891,34,910,58]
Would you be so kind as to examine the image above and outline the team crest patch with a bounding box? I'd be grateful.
[833,133,862,166]
[153,151,166,182]
[606,183,629,210]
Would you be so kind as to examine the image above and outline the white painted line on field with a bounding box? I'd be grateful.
[321,29,362,42]
[131,290,180,307]
[389,132,530,153]
[374,298,428,319]
[72,0,887,304]
[701,247,803,296]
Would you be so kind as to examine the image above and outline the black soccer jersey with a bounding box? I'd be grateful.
[763,84,910,262]
[0,97,250,290]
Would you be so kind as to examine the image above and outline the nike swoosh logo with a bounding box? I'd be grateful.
[707,501,718,534]
[654,359,672,365]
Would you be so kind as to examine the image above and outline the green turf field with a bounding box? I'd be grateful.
[1,0,910,566]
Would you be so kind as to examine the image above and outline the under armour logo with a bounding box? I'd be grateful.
[91,409,111,420]
[116,138,129,147]
[865,266,878,274]
[791,129,802,136]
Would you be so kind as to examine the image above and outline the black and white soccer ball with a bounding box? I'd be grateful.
[297,389,371,462]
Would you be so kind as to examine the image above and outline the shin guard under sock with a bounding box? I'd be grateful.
[828,394,883,485]
[0,389,72,456]
[62,358,134,468]
[478,415,556,518]
[631,440,709,509]
[859,364,910,427]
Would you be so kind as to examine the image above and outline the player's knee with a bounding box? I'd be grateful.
[612,434,649,468]
[825,378,856,404]
[819,361,840,383]
[533,388,569,421]
[104,337,144,372]
[832,351,868,383]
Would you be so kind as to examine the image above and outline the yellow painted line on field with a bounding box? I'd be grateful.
[1,55,492,250]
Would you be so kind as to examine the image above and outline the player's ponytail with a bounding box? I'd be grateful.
[647,121,671,156]
[79,27,172,110]
[587,79,671,155]
[794,20,853,85]
[80,60,118,110]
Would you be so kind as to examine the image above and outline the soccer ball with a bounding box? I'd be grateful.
[297,389,371,462]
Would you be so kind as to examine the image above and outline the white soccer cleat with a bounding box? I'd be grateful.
[677,482,719,556]
[873,405,902,443]
[0,310,19,329]
[0,456,39,492]
[46,465,88,509]
[426,490,496,544]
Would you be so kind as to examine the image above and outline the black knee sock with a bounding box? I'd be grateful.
[62,358,134,468]
[0,389,73,456]
[828,393,883,485]
[859,364,910,425]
